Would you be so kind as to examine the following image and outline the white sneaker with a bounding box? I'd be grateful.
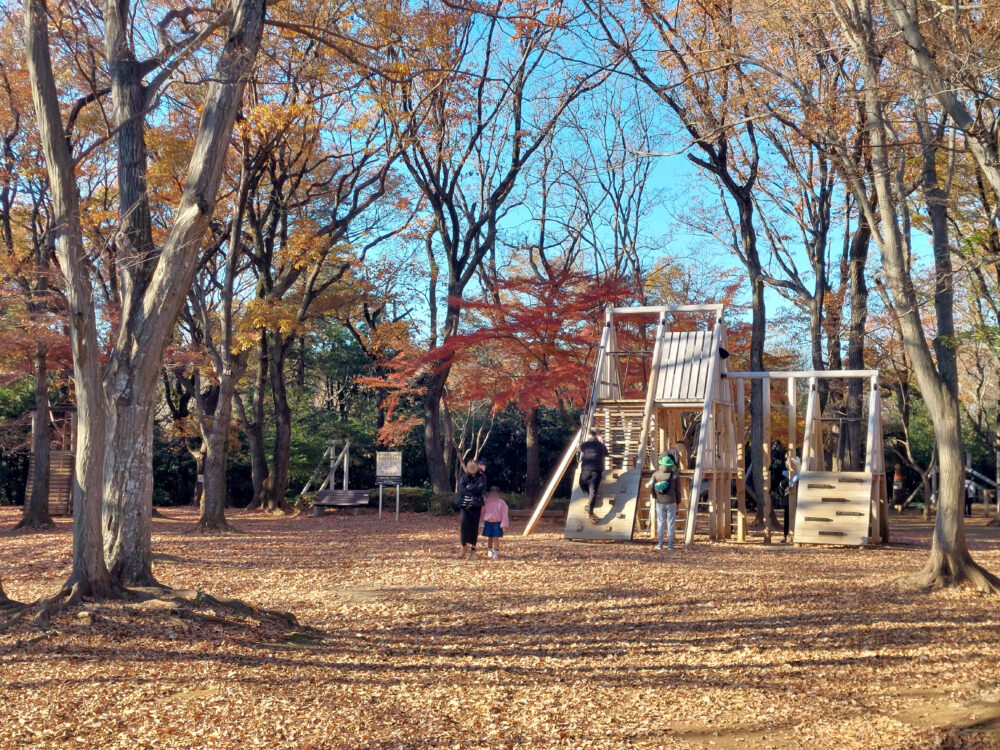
[655,545,663,551]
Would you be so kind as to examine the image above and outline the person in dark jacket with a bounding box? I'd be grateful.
[579,429,609,516]
[646,454,680,550]
[455,459,487,555]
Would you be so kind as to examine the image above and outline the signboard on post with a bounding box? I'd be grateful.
[376,451,403,521]
[376,452,403,485]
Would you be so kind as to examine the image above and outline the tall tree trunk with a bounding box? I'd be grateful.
[424,369,452,494]
[98,0,159,585]
[836,4,999,589]
[244,413,268,508]
[190,448,206,506]
[197,363,244,530]
[738,195,769,539]
[259,335,293,513]
[810,268,829,415]
[844,218,870,470]
[524,406,541,501]
[28,0,267,595]
[102,399,156,585]
[25,0,114,599]
[239,335,270,509]
[98,0,267,584]
[17,339,54,530]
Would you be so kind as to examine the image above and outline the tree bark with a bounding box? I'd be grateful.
[884,0,1000,200]
[524,406,541,501]
[238,334,270,509]
[424,368,452,494]
[191,448,205,506]
[197,377,236,531]
[844,217,870,471]
[99,0,267,584]
[833,0,999,590]
[739,196,769,539]
[17,339,54,530]
[0,576,21,616]
[97,0,160,584]
[102,402,156,584]
[25,0,114,598]
[196,345,247,529]
[243,407,268,508]
[258,334,293,513]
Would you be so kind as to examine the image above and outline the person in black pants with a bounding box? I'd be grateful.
[579,429,609,517]
[455,459,487,555]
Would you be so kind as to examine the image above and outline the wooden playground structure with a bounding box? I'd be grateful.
[24,405,75,516]
[523,304,889,546]
[300,440,372,515]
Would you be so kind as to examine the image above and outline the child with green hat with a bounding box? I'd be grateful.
[646,454,680,550]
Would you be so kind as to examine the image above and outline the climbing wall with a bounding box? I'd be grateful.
[564,466,642,540]
[792,471,874,546]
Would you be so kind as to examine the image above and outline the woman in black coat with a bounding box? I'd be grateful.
[455,459,487,555]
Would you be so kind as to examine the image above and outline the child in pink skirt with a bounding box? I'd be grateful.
[481,487,509,559]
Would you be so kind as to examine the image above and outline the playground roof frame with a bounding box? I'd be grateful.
[608,304,725,316]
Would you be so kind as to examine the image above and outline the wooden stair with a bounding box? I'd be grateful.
[24,448,74,516]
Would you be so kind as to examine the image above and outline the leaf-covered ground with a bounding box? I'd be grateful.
[2,506,1000,749]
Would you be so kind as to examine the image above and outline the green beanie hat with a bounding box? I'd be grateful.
[658,455,675,467]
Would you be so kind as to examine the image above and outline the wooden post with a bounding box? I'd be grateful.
[736,378,747,542]
[708,406,718,541]
[658,407,666,457]
[635,311,667,471]
[523,429,583,536]
[722,397,736,540]
[801,379,818,472]
[343,440,350,490]
[762,377,772,544]
[787,377,797,539]
[684,322,724,545]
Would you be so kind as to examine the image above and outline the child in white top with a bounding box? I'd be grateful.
[480,487,509,559]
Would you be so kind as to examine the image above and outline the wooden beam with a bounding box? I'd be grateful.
[736,378,747,542]
[762,378,772,544]
[800,378,820,472]
[635,312,667,471]
[865,384,883,544]
[609,304,724,315]
[585,318,613,423]
[787,377,797,537]
[523,428,583,536]
[725,369,878,379]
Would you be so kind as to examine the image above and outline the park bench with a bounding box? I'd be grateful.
[312,489,371,516]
